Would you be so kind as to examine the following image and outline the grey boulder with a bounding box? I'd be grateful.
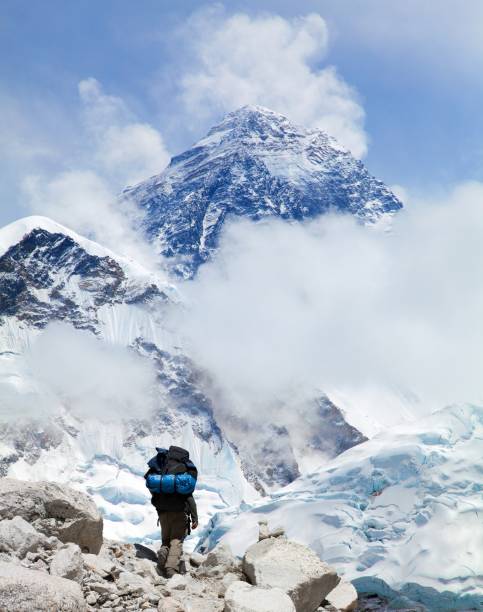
[0,561,86,611]
[243,537,339,612]
[224,580,296,612]
[0,516,50,558]
[50,543,84,583]
[0,478,103,553]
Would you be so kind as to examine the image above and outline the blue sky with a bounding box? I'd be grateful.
[1,0,483,226]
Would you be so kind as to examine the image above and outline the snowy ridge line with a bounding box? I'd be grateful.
[0,215,170,286]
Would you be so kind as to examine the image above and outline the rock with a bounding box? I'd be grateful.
[189,552,205,567]
[167,573,188,590]
[0,561,86,611]
[258,521,270,541]
[218,571,241,597]
[117,570,151,595]
[86,592,99,605]
[325,580,358,611]
[181,594,224,611]
[158,597,185,611]
[89,581,119,595]
[50,543,84,583]
[243,537,339,612]
[83,552,119,579]
[224,581,296,612]
[201,542,238,575]
[0,516,49,558]
[0,478,103,554]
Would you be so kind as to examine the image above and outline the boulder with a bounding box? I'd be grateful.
[224,581,296,612]
[83,552,119,579]
[50,543,84,583]
[0,516,49,558]
[0,561,86,611]
[243,537,339,612]
[0,478,103,553]
[325,580,358,611]
[158,597,185,611]
[201,542,238,575]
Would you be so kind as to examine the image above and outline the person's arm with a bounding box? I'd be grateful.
[187,495,198,528]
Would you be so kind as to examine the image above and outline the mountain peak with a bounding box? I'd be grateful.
[125,107,402,277]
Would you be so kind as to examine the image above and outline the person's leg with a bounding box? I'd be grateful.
[157,513,170,569]
[165,512,188,577]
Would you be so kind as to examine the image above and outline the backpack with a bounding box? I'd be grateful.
[145,445,197,496]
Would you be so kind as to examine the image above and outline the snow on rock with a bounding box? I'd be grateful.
[203,403,483,610]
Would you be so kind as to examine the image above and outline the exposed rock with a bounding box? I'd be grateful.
[189,552,206,567]
[325,580,358,611]
[50,543,84,583]
[83,552,119,579]
[200,542,239,576]
[117,570,153,595]
[218,571,241,597]
[0,516,50,558]
[0,478,103,553]
[243,537,339,612]
[224,580,296,612]
[0,561,86,611]
[158,596,185,611]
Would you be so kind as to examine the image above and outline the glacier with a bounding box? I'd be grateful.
[199,403,483,610]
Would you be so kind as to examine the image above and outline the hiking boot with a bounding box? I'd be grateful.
[165,567,177,579]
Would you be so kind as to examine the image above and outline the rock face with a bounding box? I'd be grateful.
[224,580,296,612]
[243,537,339,612]
[0,478,103,553]
[0,561,86,611]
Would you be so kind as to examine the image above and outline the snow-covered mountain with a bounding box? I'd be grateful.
[1,108,480,608]
[0,215,365,548]
[125,105,402,277]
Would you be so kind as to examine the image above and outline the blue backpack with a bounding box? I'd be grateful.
[145,445,197,496]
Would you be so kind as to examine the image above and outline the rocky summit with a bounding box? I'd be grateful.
[124,105,402,277]
[0,479,363,612]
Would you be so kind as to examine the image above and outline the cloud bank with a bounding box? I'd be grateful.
[174,181,483,420]
[180,9,367,157]
[25,323,158,423]
[23,79,169,267]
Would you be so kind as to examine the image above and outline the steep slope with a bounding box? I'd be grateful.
[201,403,483,610]
[125,105,402,277]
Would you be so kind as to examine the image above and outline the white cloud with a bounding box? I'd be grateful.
[27,322,158,422]
[179,9,367,157]
[79,78,170,186]
[174,181,483,420]
[23,78,170,267]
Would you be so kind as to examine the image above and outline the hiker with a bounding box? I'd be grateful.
[144,445,198,578]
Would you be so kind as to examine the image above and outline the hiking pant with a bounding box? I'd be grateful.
[158,511,188,572]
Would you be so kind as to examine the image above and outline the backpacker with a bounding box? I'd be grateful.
[145,445,197,496]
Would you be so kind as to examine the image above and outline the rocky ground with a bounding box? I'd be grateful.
[0,478,425,611]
